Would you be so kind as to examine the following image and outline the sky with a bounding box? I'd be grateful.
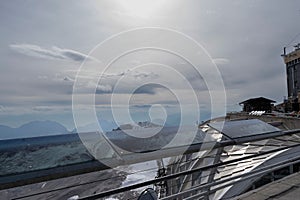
[0,0,300,130]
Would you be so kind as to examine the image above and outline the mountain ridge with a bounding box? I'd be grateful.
[0,120,69,140]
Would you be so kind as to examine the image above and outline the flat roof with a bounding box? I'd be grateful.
[232,171,300,200]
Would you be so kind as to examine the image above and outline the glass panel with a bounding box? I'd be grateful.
[208,119,282,140]
[0,134,93,176]
[105,126,207,154]
[0,126,208,176]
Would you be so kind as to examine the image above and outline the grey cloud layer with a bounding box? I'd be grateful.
[0,0,299,128]
[9,44,92,62]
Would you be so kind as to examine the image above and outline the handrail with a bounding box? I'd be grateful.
[2,128,300,192]
[78,136,300,200]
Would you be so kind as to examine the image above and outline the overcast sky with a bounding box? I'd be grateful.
[0,0,300,129]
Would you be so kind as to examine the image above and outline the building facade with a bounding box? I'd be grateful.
[282,44,300,111]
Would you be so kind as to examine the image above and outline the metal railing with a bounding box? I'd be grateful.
[3,125,300,200]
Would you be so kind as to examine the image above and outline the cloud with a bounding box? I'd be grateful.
[130,104,152,109]
[0,105,5,112]
[96,84,113,94]
[9,44,92,62]
[53,46,91,62]
[102,70,159,80]
[63,76,74,82]
[133,84,164,95]
[130,104,176,109]
[38,75,48,80]
[213,58,230,65]
[32,106,53,112]
[132,71,159,80]
[95,83,160,95]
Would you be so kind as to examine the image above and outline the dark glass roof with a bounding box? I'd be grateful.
[239,97,276,105]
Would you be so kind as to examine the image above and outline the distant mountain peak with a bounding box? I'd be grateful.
[113,121,161,131]
[0,120,69,140]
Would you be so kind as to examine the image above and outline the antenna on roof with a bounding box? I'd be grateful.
[281,47,286,56]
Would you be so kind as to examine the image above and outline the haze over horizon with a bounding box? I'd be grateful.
[1,0,300,131]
